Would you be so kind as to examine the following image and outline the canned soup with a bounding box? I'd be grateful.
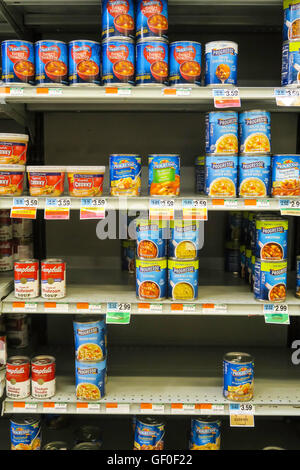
[271,154,300,196]
[148,154,180,196]
[168,258,199,300]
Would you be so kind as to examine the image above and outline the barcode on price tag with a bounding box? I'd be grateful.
[171,403,196,414]
[213,88,241,108]
[76,303,102,313]
[76,403,100,413]
[274,87,300,106]
[106,403,130,414]
[229,403,255,427]
[43,402,67,413]
[140,403,165,414]
[138,303,163,313]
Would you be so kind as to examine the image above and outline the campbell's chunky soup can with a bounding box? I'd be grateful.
[102,0,135,40]
[169,41,201,87]
[148,154,180,196]
[102,37,135,86]
[238,155,271,198]
[1,40,35,85]
[41,258,66,299]
[206,111,238,155]
[10,416,42,450]
[6,356,30,399]
[255,217,288,260]
[239,111,271,155]
[27,166,65,197]
[136,0,168,39]
[254,259,287,302]
[134,417,165,450]
[223,352,254,402]
[14,259,39,299]
[205,155,238,197]
[136,219,167,259]
[0,134,28,165]
[136,257,167,300]
[205,41,238,86]
[0,164,25,196]
[35,40,68,86]
[31,355,56,399]
[69,40,101,86]
[75,359,106,400]
[271,154,300,196]
[73,315,107,362]
[189,418,221,450]
[281,40,300,86]
[136,38,168,86]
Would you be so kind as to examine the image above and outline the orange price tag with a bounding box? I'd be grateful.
[244,199,257,206]
[76,302,89,310]
[212,199,224,206]
[105,87,118,94]
[36,88,49,94]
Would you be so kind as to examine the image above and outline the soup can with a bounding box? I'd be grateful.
[73,315,106,362]
[148,154,180,196]
[255,217,288,260]
[14,259,39,299]
[254,259,287,302]
[136,38,168,86]
[121,239,136,273]
[239,111,271,155]
[283,1,293,41]
[102,0,135,40]
[169,220,200,259]
[205,41,238,86]
[5,313,29,349]
[75,359,106,400]
[136,219,167,259]
[102,37,135,86]
[288,2,300,40]
[136,257,167,300]
[297,255,300,297]
[1,40,35,85]
[205,155,238,198]
[6,355,30,399]
[35,40,68,86]
[169,41,201,87]
[189,418,221,450]
[271,154,300,196]
[31,355,56,399]
[281,40,300,86]
[225,240,240,276]
[205,111,238,155]
[195,156,205,193]
[10,416,42,450]
[109,154,141,196]
[168,258,199,301]
[134,417,165,450]
[41,258,66,299]
[136,0,168,39]
[69,40,101,86]
[238,155,271,198]
[223,352,254,402]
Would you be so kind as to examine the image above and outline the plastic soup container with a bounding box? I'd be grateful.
[66,166,105,197]
[27,166,66,197]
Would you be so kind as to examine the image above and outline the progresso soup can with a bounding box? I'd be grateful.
[238,155,271,198]
[205,155,238,198]
[169,220,200,259]
[296,255,300,298]
[281,40,300,86]
[102,37,135,86]
[205,41,238,86]
[1,40,35,85]
[169,41,201,87]
[189,418,221,450]
[109,154,141,196]
[271,154,300,196]
[136,38,168,86]
[168,258,199,301]
[73,315,107,362]
[136,257,167,300]
[223,352,254,402]
[136,219,167,259]
[102,0,135,40]
[254,259,287,302]
[69,40,101,86]
[205,111,238,155]
[239,111,271,155]
[134,417,164,450]
[136,0,168,40]
[283,0,293,41]
[10,416,42,450]
[287,1,300,40]
[148,154,180,196]
[255,217,288,260]
[75,359,106,400]
[35,40,68,86]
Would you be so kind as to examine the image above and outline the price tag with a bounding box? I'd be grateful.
[76,403,100,413]
[263,304,289,324]
[171,403,196,414]
[171,304,196,313]
[200,404,225,415]
[44,303,69,313]
[182,199,208,221]
[149,199,175,220]
[12,302,38,313]
[224,199,238,208]
[80,198,106,220]
[10,87,24,96]
[140,403,165,414]
[36,88,62,96]
[213,88,241,108]
[256,199,271,208]
[105,87,131,95]
[11,197,38,219]
[44,198,71,220]
[106,403,130,414]
[274,87,300,106]
[138,303,163,313]
[76,303,102,313]
[279,198,300,215]
[163,87,192,96]
[12,402,38,411]
[202,304,227,314]
[43,402,67,413]
[106,302,131,324]
[229,403,255,427]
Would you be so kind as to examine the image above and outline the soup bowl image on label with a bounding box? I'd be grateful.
[69,40,101,85]
[169,41,201,86]
[1,40,35,85]
[136,0,168,39]
[102,37,135,85]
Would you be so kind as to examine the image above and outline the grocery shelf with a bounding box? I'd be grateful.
[3,346,300,416]
[0,273,13,300]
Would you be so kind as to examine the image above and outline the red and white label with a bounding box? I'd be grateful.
[7,44,30,63]
[144,45,165,64]
[141,0,162,17]
[6,360,30,399]
[41,260,66,299]
[14,261,39,299]
[31,359,56,399]
[38,45,61,63]
[107,44,129,63]
[108,0,129,17]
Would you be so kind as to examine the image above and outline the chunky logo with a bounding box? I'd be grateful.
[107,0,129,17]
[141,0,163,17]
[174,45,196,64]
[38,45,61,64]
[144,45,165,63]
[107,44,129,63]
[71,44,92,63]
[7,44,30,63]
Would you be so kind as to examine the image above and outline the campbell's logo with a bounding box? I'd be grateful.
[174,45,196,64]
[144,45,165,64]
[107,44,129,63]
[7,366,26,374]
[38,45,61,64]
[71,44,92,63]
[107,0,129,17]
[42,265,63,274]
[32,366,53,375]
[15,265,37,273]
[141,0,162,17]
[7,44,30,63]
[212,47,235,56]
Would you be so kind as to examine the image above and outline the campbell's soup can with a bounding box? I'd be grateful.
[35,40,68,86]
[102,37,135,86]
[14,259,39,299]
[41,258,66,299]
[10,416,42,450]
[13,237,34,261]
[136,0,168,39]
[102,0,135,40]
[169,41,202,87]
[6,356,30,399]
[31,355,56,399]
[69,40,101,86]
[136,38,168,86]
[1,40,35,85]
[0,239,13,272]
[5,314,29,349]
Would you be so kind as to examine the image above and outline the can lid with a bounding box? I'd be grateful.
[0,164,25,171]
[31,355,56,365]
[41,258,65,264]
[137,37,168,45]
[69,39,101,46]
[73,442,102,450]
[11,416,40,425]
[35,40,67,45]
[205,41,238,53]
[66,166,105,173]
[74,315,104,323]
[224,351,254,364]
[0,133,29,141]
[170,40,201,47]
[27,166,66,172]
[102,36,134,44]
[192,417,221,425]
[7,355,30,365]
[43,441,68,450]
[136,416,164,427]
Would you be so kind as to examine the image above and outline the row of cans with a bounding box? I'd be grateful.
[206,110,271,156]
[283,1,300,42]
[195,154,300,198]
[14,258,66,299]
[282,2,300,85]
[6,355,56,400]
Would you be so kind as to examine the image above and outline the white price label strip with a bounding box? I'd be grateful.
[200,404,225,415]
[213,88,241,108]
[43,402,67,413]
[171,403,196,414]
[76,303,102,313]
[76,403,100,413]
[274,88,300,106]
[140,404,165,414]
[138,303,163,313]
[12,302,37,313]
[106,403,130,414]
[44,303,69,313]
[202,304,227,314]
[171,304,196,313]
[13,402,38,411]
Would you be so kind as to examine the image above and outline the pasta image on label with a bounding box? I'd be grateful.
[223,352,254,402]
[205,41,238,86]
[168,258,199,300]
[1,40,35,85]
[205,155,238,197]
[254,259,287,302]
[136,257,167,300]
[0,134,28,165]
[169,220,200,259]
[169,41,201,86]
[102,0,135,40]
[75,359,106,400]
[136,0,168,39]
[148,154,180,196]
[136,219,167,259]
[69,40,101,85]
[288,2,300,40]
[189,418,221,450]
[10,417,42,450]
[102,37,135,85]
[205,111,238,155]
[271,154,300,196]
[110,154,141,196]
[134,417,164,450]
[239,111,271,155]
[35,40,68,86]
[73,316,107,361]
[238,155,271,198]
[255,217,288,260]
[0,165,25,196]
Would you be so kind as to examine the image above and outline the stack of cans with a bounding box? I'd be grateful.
[282,0,300,86]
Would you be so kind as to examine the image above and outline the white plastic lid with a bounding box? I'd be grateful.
[27,166,66,172]
[0,164,25,171]
[0,133,29,141]
[205,41,238,54]
[66,166,105,173]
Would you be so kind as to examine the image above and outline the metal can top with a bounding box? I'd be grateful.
[11,416,40,426]
[74,315,104,324]
[7,355,30,365]
[148,154,180,158]
[206,153,238,157]
[273,154,300,157]
[69,40,101,45]
[205,41,238,52]
[73,442,102,450]
[41,258,65,264]
[110,154,141,157]
[14,258,38,264]
[102,36,135,44]
[168,257,199,263]
[136,416,164,427]
[223,352,254,364]
[170,40,201,47]
[137,37,169,45]
[2,39,33,46]
[35,40,67,45]
[193,417,221,425]
[43,441,68,450]
[31,355,55,365]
